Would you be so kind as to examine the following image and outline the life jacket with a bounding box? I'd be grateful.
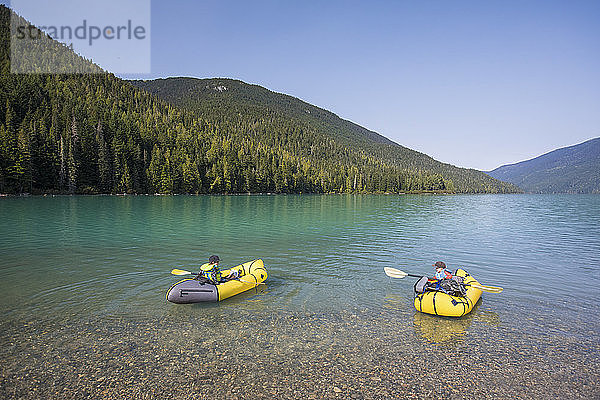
[435,269,453,280]
[199,263,222,283]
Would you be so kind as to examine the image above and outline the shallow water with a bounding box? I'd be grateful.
[1,194,599,399]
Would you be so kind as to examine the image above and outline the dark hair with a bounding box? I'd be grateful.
[434,261,446,269]
[209,255,220,264]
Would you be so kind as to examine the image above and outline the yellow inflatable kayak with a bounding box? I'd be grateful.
[166,259,267,303]
[413,268,481,317]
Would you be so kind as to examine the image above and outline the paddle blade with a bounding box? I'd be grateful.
[384,267,408,279]
[469,283,503,293]
[171,268,193,276]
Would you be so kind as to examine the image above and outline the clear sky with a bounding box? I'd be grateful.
[5,0,600,170]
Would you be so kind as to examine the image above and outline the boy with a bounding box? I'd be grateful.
[433,261,453,280]
[199,255,239,284]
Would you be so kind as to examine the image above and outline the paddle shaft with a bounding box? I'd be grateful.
[171,269,265,285]
[384,267,503,293]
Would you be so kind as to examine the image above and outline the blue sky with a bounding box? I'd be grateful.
[5,0,600,170]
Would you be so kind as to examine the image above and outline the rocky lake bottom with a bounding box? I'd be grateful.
[1,304,597,399]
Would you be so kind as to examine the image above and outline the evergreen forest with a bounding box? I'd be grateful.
[0,6,520,195]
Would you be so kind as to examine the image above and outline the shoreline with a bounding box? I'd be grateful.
[0,191,535,198]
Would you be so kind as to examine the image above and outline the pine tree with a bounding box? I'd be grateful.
[96,120,111,191]
[0,124,8,192]
[67,137,77,193]
[59,136,66,191]
[67,117,78,193]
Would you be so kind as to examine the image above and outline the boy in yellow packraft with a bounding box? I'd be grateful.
[199,255,239,284]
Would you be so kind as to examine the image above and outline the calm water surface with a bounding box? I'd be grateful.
[1,194,599,399]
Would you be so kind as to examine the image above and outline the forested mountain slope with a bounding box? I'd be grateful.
[132,77,519,193]
[487,137,600,193]
[0,5,519,194]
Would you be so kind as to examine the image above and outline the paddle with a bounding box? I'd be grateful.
[170,268,266,285]
[383,267,503,293]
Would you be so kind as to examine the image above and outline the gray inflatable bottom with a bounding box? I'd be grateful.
[166,279,218,303]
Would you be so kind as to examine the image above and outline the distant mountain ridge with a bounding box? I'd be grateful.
[486,138,600,193]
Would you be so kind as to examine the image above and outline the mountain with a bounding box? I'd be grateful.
[0,5,519,195]
[131,77,520,193]
[131,78,397,147]
[487,138,600,193]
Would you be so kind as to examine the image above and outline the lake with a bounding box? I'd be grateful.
[1,194,599,399]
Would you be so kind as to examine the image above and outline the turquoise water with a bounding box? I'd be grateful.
[1,194,599,398]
